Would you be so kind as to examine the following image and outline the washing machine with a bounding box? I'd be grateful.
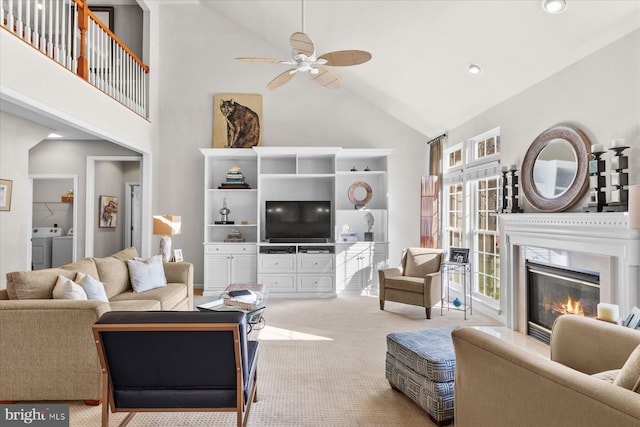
[32,227,63,270]
[52,230,73,267]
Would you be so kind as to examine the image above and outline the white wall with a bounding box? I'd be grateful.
[29,140,140,261]
[154,4,428,284]
[447,30,640,211]
[0,112,51,286]
[114,5,144,59]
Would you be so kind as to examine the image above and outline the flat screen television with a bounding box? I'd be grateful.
[265,201,331,243]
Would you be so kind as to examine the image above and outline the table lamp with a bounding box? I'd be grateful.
[153,215,181,262]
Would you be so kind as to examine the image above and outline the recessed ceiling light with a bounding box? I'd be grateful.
[47,133,62,138]
[468,64,482,75]
[542,0,567,14]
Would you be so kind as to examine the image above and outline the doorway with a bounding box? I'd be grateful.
[125,182,142,255]
[85,156,144,258]
[29,175,78,269]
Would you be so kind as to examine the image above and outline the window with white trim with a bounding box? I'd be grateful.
[443,128,502,306]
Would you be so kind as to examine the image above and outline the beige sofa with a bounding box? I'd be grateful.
[0,247,194,403]
[452,315,640,427]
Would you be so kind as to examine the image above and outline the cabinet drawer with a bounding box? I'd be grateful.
[205,244,256,254]
[259,275,296,291]
[259,254,296,272]
[298,275,334,292]
[298,254,334,272]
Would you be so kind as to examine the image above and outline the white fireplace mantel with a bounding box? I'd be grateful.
[499,212,640,330]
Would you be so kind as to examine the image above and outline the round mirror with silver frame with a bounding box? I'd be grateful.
[521,126,590,212]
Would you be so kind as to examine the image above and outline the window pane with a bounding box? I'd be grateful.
[477,140,485,159]
[486,137,495,155]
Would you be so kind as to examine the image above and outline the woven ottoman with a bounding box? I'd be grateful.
[385,327,456,426]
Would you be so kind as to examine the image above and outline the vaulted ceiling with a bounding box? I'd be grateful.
[4,1,639,140]
[202,0,640,137]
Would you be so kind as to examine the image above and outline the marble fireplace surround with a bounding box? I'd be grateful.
[499,212,640,332]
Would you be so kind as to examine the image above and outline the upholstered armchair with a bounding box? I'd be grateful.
[378,248,444,319]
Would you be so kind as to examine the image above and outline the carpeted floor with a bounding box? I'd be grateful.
[68,294,500,426]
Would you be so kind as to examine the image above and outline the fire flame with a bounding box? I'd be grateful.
[553,296,584,316]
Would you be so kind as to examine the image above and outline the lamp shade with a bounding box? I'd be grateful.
[629,185,640,230]
[153,215,182,236]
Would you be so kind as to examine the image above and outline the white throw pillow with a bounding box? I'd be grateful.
[52,275,88,300]
[75,272,109,302]
[127,255,167,293]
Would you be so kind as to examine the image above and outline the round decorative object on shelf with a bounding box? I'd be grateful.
[453,298,462,308]
[348,181,372,209]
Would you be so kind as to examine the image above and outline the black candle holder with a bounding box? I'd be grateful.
[583,151,606,212]
[502,167,523,213]
[501,168,509,212]
[603,145,629,212]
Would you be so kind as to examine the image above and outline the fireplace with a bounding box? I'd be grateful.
[526,262,599,344]
[499,212,639,335]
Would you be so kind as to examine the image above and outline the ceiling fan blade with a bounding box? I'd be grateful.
[290,32,315,56]
[236,57,289,64]
[310,68,341,90]
[318,50,372,66]
[267,68,297,90]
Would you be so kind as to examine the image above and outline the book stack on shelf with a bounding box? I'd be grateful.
[224,229,245,242]
[219,166,250,189]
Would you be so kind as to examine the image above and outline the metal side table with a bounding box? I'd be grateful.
[440,261,472,319]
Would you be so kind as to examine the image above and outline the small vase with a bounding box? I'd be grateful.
[453,297,462,308]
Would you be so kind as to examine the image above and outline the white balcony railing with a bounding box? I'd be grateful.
[1,0,149,117]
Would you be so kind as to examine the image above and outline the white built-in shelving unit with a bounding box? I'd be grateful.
[200,147,391,297]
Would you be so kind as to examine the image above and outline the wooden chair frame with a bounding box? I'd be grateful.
[92,322,258,427]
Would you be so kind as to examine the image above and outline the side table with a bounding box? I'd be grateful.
[440,261,472,320]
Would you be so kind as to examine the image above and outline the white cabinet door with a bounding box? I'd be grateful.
[230,254,257,284]
[204,253,231,294]
[366,243,388,294]
[204,244,257,295]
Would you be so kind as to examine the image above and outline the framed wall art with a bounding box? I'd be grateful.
[0,179,13,211]
[212,93,262,148]
[99,195,118,228]
[89,6,114,32]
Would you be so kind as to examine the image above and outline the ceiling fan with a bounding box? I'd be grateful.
[236,2,372,90]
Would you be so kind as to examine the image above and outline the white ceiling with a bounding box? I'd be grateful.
[201,0,640,137]
[3,0,639,140]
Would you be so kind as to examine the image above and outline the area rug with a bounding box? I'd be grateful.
[68,294,500,426]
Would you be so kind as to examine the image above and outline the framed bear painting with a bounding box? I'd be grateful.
[212,93,263,148]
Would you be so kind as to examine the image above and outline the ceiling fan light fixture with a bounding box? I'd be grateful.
[542,0,567,14]
[468,63,482,75]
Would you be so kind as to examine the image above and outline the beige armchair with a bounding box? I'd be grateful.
[452,315,640,426]
[378,248,444,319]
